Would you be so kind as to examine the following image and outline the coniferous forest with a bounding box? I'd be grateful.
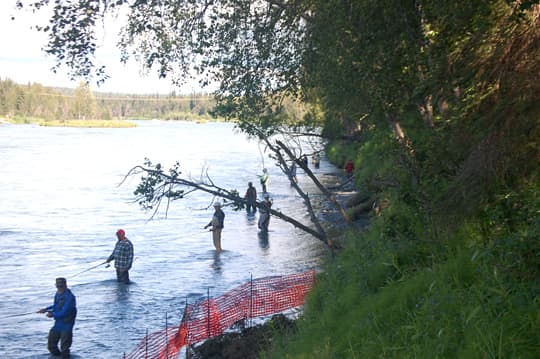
[0,78,216,123]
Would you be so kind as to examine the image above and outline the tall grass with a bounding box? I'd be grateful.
[264,189,539,358]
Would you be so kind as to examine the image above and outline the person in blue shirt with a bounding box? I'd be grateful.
[37,277,77,359]
[106,229,134,284]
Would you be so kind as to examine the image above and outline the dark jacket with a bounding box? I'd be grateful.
[245,186,257,203]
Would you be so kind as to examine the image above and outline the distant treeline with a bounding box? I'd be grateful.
[0,78,216,122]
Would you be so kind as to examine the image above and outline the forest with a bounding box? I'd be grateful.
[12,0,540,357]
[0,78,216,122]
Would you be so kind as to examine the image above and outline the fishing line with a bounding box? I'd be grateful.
[0,312,36,319]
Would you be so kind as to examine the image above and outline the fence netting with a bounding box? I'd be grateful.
[126,270,316,359]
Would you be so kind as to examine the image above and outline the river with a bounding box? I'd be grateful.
[0,120,334,358]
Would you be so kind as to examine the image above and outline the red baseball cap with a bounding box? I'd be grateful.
[116,229,126,238]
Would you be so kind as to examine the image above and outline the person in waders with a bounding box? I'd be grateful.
[204,201,225,252]
[289,162,298,184]
[259,168,269,193]
[312,153,320,169]
[106,229,134,284]
[244,182,257,213]
[37,277,77,359]
[258,194,273,232]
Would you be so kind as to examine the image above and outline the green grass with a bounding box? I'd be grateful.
[264,213,539,358]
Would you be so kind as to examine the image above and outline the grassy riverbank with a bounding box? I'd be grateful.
[0,116,216,127]
[1,116,137,128]
[261,142,539,358]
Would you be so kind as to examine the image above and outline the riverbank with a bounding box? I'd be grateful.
[260,140,540,358]
[1,117,137,127]
[0,116,223,127]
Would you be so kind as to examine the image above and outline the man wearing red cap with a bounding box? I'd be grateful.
[106,229,134,284]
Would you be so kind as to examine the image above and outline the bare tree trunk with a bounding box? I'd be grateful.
[276,140,351,224]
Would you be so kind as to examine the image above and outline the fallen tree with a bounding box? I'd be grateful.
[124,125,352,248]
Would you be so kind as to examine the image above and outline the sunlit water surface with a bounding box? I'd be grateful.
[0,121,336,358]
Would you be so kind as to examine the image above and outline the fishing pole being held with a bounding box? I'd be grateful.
[70,260,108,278]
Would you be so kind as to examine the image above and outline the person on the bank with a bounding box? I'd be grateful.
[259,168,269,193]
[204,201,225,252]
[106,229,134,284]
[37,277,77,359]
[258,194,273,232]
[244,182,257,213]
[345,159,354,178]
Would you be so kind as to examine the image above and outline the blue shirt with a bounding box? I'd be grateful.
[46,288,77,332]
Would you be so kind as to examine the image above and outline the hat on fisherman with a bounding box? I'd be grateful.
[55,277,67,288]
[214,201,222,207]
[116,229,126,238]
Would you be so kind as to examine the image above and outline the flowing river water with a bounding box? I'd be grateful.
[0,120,337,358]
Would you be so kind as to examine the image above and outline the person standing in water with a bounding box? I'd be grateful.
[301,155,308,168]
[258,194,273,232]
[204,201,225,252]
[37,277,77,359]
[289,162,298,184]
[244,182,257,213]
[259,168,269,193]
[106,229,134,284]
[312,153,320,169]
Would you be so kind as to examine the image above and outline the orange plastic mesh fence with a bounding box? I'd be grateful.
[126,270,316,358]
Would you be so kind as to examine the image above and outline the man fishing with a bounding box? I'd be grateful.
[106,229,134,284]
[204,201,225,252]
[258,194,273,232]
[244,181,257,213]
[259,168,269,193]
[37,277,77,359]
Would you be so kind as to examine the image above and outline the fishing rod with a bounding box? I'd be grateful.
[70,260,108,278]
[0,311,37,319]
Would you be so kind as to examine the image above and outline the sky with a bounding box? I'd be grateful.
[0,2,205,95]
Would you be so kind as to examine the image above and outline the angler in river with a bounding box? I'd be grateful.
[258,193,273,232]
[259,168,269,193]
[244,181,258,214]
[37,277,77,359]
[106,229,134,284]
[204,201,225,252]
